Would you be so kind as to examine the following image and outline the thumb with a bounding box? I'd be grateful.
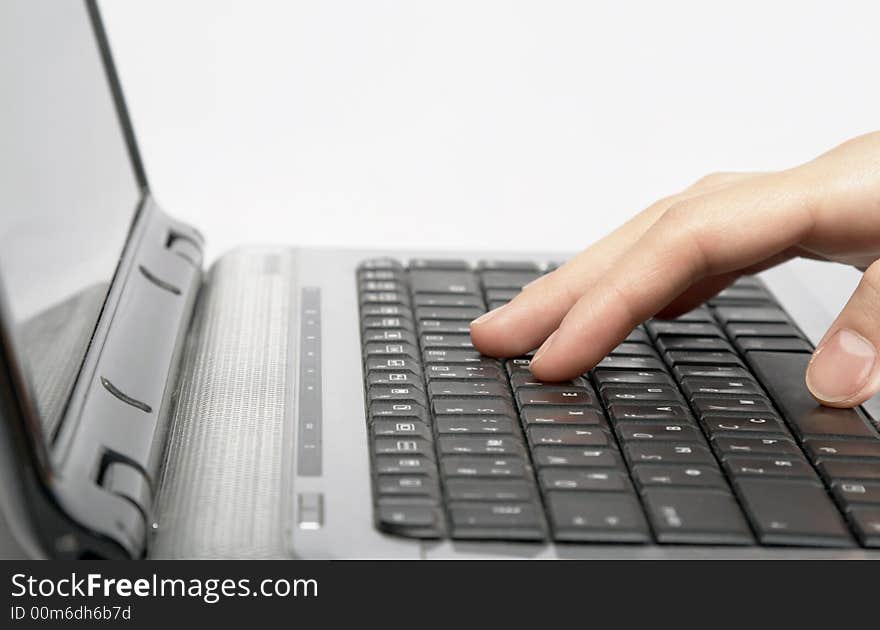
[806,261,880,407]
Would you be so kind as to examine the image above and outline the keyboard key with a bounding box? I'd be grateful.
[480,270,541,289]
[521,406,608,427]
[726,322,805,338]
[361,305,413,319]
[632,464,728,489]
[608,403,692,423]
[367,370,424,389]
[533,447,621,468]
[735,337,813,353]
[516,387,595,406]
[366,356,423,373]
[616,422,705,443]
[423,349,496,364]
[657,336,734,353]
[831,481,880,506]
[539,469,631,492]
[712,436,801,457]
[378,505,443,537]
[420,333,476,348]
[433,398,516,416]
[414,294,484,308]
[702,414,790,437]
[477,260,541,272]
[363,316,414,331]
[416,306,484,321]
[601,385,683,403]
[428,380,510,398]
[611,342,660,357]
[510,372,587,389]
[450,502,545,540]
[375,455,435,475]
[417,319,471,334]
[370,401,429,422]
[436,416,517,434]
[409,269,479,294]
[426,364,503,380]
[803,438,880,460]
[547,491,650,542]
[847,507,880,547]
[372,420,433,439]
[364,328,417,344]
[485,288,521,302]
[680,377,762,397]
[438,436,526,456]
[442,457,528,478]
[364,342,420,359]
[734,478,853,547]
[691,395,774,415]
[596,356,667,371]
[446,479,536,501]
[368,385,427,405]
[674,365,751,380]
[409,259,470,270]
[624,443,715,466]
[594,370,674,387]
[714,306,789,324]
[640,488,753,545]
[816,459,880,482]
[647,321,723,337]
[377,475,440,498]
[527,426,612,447]
[374,438,435,458]
[666,351,744,367]
[723,455,816,480]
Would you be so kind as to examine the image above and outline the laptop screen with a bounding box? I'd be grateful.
[0,0,143,440]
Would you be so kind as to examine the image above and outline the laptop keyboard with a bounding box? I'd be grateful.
[356,258,880,547]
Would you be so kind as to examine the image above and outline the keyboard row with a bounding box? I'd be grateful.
[357,258,880,547]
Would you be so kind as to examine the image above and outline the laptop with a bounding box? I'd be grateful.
[1,0,879,560]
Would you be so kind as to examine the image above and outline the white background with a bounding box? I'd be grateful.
[102,0,879,286]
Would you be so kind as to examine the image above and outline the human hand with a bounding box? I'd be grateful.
[470,131,880,408]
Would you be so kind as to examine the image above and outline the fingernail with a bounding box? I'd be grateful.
[471,304,506,326]
[806,328,877,403]
[530,331,557,367]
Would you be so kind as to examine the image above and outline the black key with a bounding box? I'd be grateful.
[641,488,753,545]
[747,352,880,439]
[409,270,479,294]
[632,464,727,489]
[710,286,773,303]
[616,422,705,443]
[450,502,545,540]
[438,436,525,456]
[714,306,789,324]
[626,328,651,344]
[521,406,608,427]
[734,478,853,547]
[367,370,424,389]
[601,385,682,403]
[413,294,484,308]
[374,438,435,458]
[361,305,413,319]
[735,337,813,353]
[510,372,587,389]
[647,321,723,338]
[477,260,541,271]
[608,403,692,423]
[596,356,667,371]
[680,377,762,398]
[361,291,408,305]
[368,385,427,405]
[666,351,744,367]
[435,416,517,435]
[485,288,521,302]
[428,380,510,398]
[375,455,435,475]
[417,319,471,334]
[595,370,674,387]
[533,447,621,468]
[416,306,484,321]
[359,258,403,271]
[377,474,440,498]
[731,276,764,289]
[488,300,510,310]
[847,507,880,547]
[370,401,429,422]
[378,505,442,537]
[671,306,714,323]
[804,438,880,460]
[364,328,417,344]
[446,479,535,502]
[364,342,420,359]
[832,480,880,505]
[409,259,470,270]
[363,316,414,331]
[426,364,503,380]
[547,491,650,542]
[527,426,612,447]
[691,395,774,415]
[726,322,804,338]
[625,442,715,466]
[674,365,751,380]
[817,459,880,482]
[358,265,402,278]
[433,398,515,416]
[723,455,816,480]
[612,343,659,357]
[712,436,801,457]
[423,349,496,365]
[360,279,404,292]
[372,420,433,439]
[442,457,528,478]
[516,387,595,407]
[657,337,734,353]
[420,333,475,349]
[366,356,422,373]
[539,469,632,492]
[702,414,790,437]
[480,270,541,289]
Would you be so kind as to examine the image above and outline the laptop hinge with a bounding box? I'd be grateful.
[49,198,204,558]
